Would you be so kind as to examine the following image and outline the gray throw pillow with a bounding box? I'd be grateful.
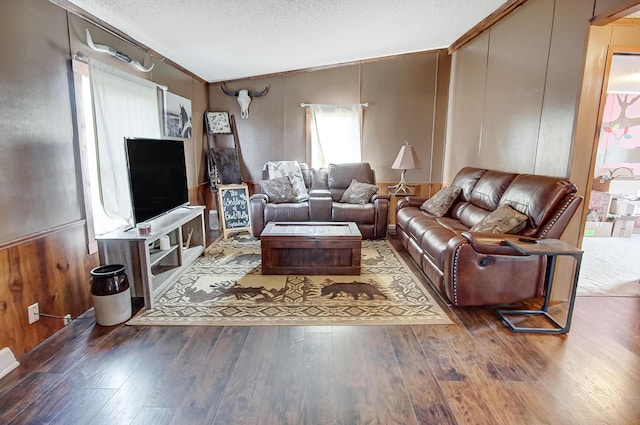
[420,186,462,217]
[266,161,309,202]
[470,204,528,234]
[260,176,298,203]
[340,179,379,204]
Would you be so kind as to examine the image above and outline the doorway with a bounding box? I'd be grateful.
[579,21,640,296]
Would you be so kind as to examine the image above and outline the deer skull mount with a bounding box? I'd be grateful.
[221,83,270,119]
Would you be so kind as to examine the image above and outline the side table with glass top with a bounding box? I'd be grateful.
[497,238,583,334]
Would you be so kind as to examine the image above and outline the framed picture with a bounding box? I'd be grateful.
[162,90,192,138]
[205,111,232,134]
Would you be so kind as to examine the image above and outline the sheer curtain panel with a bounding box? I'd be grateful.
[310,104,363,169]
[90,61,161,231]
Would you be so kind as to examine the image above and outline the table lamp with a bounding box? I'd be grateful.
[390,141,421,195]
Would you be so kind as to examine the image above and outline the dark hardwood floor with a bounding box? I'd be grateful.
[1,233,639,425]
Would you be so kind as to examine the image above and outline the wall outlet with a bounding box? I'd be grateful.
[63,314,72,326]
[27,303,39,324]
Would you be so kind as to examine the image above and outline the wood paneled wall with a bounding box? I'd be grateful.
[208,51,451,186]
[0,0,83,245]
[444,0,594,182]
[1,0,210,356]
[445,0,639,187]
[0,222,98,357]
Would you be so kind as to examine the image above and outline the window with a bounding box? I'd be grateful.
[307,104,363,169]
[73,59,162,237]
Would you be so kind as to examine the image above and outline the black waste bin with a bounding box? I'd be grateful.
[90,264,132,326]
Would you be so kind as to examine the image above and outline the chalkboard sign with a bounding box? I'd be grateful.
[217,184,251,238]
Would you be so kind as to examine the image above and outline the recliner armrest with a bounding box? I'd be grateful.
[372,195,390,239]
[397,196,427,210]
[460,232,527,256]
[309,189,332,198]
[371,194,390,202]
[249,194,268,237]
[309,196,332,221]
[250,193,268,202]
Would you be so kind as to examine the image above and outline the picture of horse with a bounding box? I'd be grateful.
[163,90,192,138]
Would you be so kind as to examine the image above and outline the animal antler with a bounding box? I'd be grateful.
[220,83,269,97]
[86,29,154,73]
[248,86,270,97]
[220,83,240,96]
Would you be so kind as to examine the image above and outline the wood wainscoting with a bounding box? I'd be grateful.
[0,221,99,357]
[0,182,212,358]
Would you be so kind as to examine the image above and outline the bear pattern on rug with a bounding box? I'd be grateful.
[206,278,388,302]
[127,235,452,326]
[320,280,388,300]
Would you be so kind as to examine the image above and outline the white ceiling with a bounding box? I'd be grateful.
[66,0,508,82]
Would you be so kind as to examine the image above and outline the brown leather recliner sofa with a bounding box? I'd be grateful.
[395,167,583,306]
[250,162,390,239]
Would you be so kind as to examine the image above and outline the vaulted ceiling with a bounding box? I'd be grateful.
[64,0,509,82]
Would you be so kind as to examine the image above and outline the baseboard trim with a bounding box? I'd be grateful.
[0,347,20,380]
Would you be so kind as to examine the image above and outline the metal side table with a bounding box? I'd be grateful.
[497,238,583,334]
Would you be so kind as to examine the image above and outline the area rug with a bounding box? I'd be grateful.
[127,234,452,326]
[577,235,640,297]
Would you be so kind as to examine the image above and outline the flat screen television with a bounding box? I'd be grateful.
[125,137,189,225]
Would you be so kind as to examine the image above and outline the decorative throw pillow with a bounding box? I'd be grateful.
[470,204,528,234]
[420,186,462,217]
[260,176,297,203]
[266,161,309,202]
[340,179,378,204]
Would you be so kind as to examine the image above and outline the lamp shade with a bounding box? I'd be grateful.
[391,142,422,170]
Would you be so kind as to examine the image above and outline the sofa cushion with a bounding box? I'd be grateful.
[420,186,462,217]
[328,163,374,188]
[340,179,378,204]
[469,170,517,211]
[450,167,487,202]
[328,163,375,201]
[332,202,375,224]
[469,204,528,234]
[500,174,577,230]
[264,202,310,222]
[266,161,309,202]
[260,176,298,203]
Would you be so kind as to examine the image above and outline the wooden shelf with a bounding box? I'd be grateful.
[149,245,179,267]
[96,206,206,308]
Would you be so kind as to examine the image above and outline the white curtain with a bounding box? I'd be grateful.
[90,61,161,231]
[310,104,363,169]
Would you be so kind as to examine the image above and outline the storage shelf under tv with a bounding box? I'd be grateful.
[96,206,206,309]
[149,245,179,266]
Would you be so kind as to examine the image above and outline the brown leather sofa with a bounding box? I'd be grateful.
[395,167,583,306]
[250,162,390,239]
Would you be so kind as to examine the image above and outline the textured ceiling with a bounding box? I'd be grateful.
[66,0,508,82]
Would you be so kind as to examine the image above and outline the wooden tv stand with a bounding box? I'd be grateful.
[96,206,206,308]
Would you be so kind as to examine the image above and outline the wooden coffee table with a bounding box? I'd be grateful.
[260,222,362,275]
